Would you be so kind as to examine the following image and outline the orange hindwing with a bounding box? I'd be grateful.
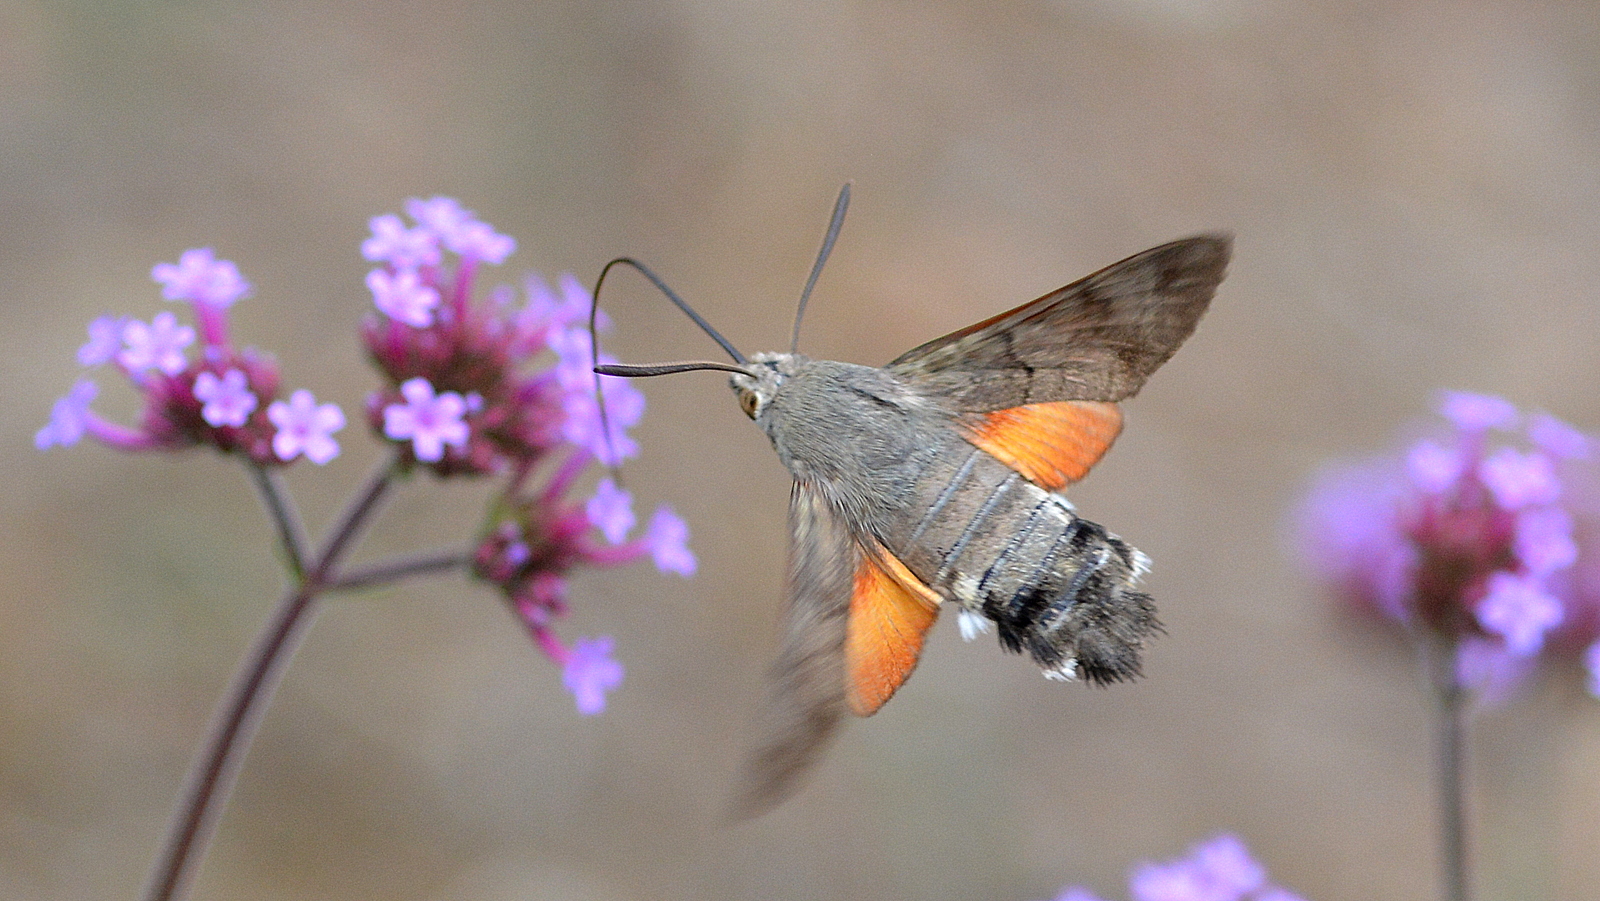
[845,546,941,716]
[961,400,1123,491]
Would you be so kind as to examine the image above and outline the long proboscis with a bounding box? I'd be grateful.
[790,182,851,354]
[596,361,749,378]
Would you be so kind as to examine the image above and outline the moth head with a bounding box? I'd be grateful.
[730,353,793,421]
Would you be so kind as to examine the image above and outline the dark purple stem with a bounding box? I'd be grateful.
[247,464,307,580]
[141,452,398,901]
[325,548,472,592]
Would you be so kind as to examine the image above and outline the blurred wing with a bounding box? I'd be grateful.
[845,543,942,716]
[732,480,858,819]
[888,235,1231,411]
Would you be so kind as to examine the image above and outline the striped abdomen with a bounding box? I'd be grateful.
[881,430,1159,685]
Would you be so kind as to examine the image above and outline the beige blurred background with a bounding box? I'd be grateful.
[6,1,1600,899]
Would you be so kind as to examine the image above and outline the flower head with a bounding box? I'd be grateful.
[359,199,638,476]
[44,199,693,721]
[1296,392,1600,701]
[1049,833,1303,901]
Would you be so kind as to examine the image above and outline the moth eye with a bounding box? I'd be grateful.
[738,389,760,419]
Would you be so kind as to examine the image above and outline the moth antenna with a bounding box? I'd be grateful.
[790,182,851,354]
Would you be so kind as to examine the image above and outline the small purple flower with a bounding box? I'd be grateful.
[118,311,194,376]
[151,247,251,308]
[362,214,442,269]
[193,368,259,428]
[366,267,441,328]
[1130,833,1266,901]
[1514,507,1577,575]
[406,196,474,241]
[1456,637,1538,704]
[383,377,469,463]
[1440,391,1518,433]
[546,324,600,387]
[1479,448,1560,510]
[561,389,643,466]
[522,272,609,333]
[1529,413,1591,460]
[446,219,516,264]
[646,506,696,576]
[78,316,126,367]
[547,327,647,464]
[562,636,624,716]
[35,379,98,450]
[1476,571,1563,656]
[1045,834,1302,901]
[268,389,345,465]
[1405,440,1463,495]
[585,478,636,544]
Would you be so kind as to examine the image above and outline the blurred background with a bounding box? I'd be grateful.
[6,1,1600,899]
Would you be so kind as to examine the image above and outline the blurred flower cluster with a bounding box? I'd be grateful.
[37,196,693,714]
[1296,391,1599,701]
[1047,834,1305,901]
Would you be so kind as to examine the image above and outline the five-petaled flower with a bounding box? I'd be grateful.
[268,390,346,465]
[382,377,470,463]
[562,637,625,716]
[194,369,260,428]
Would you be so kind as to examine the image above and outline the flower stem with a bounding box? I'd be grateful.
[1428,637,1472,901]
[248,464,307,581]
[325,547,471,592]
[142,452,398,901]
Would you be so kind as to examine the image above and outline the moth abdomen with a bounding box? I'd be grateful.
[982,517,1160,686]
[880,433,1161,685]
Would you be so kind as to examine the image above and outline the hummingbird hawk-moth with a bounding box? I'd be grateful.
[594,186,1230,815]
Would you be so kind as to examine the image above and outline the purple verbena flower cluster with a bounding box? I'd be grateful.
[36,247,343,465]
[358,198,695,712]
[39,198,696,716]
[1296,391,1600,701]
[1048,834,1305,901]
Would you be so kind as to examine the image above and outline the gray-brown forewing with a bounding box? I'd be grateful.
[887,235,1231,410]
[731,479,858,818]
